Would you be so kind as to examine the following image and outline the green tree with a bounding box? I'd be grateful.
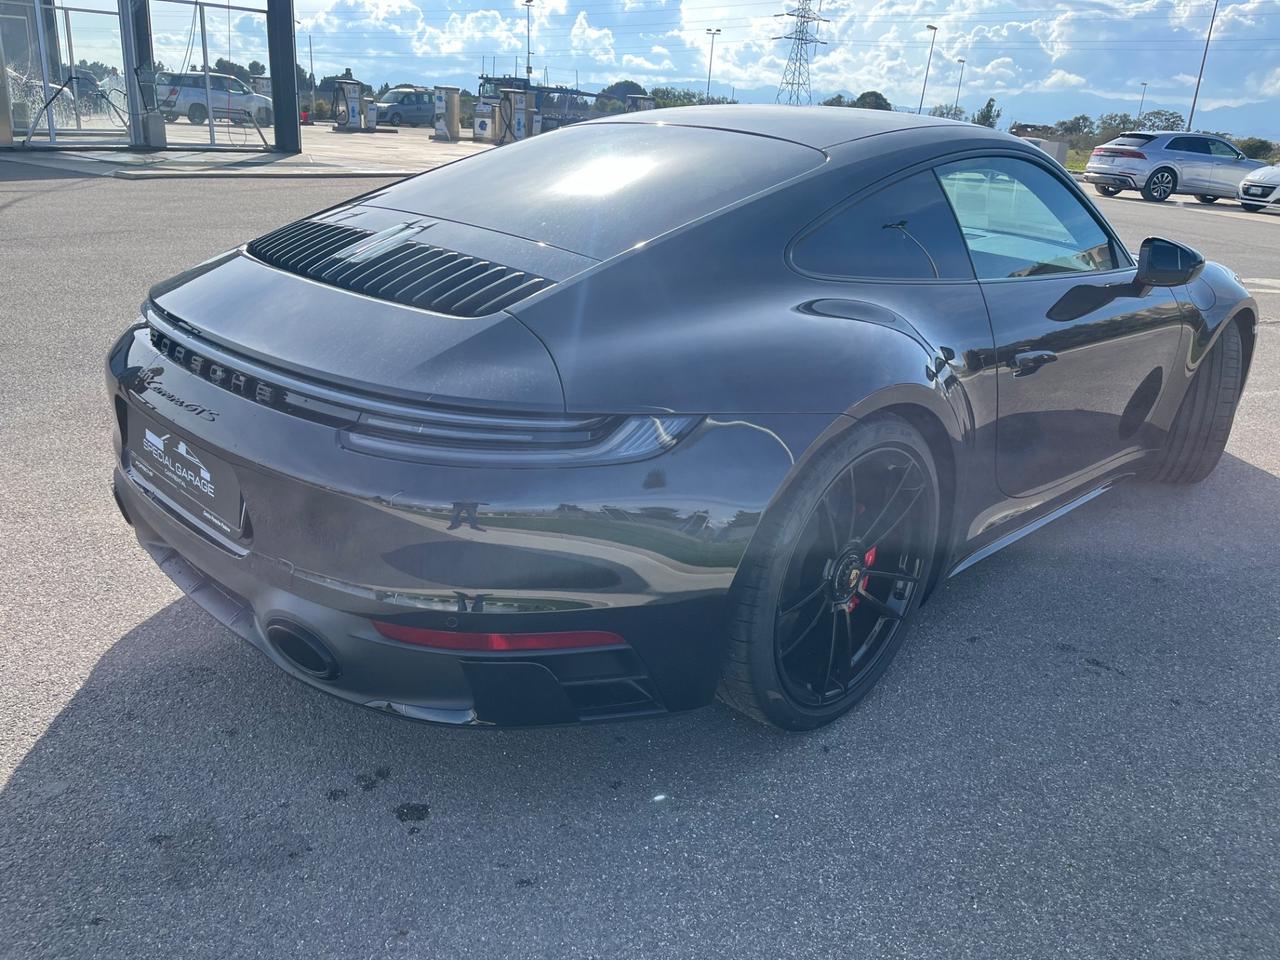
[213,57,250,83]
[853,90,892,111]
[1053,114,1095,138]
[248,60,266,77]
[1140,108,1185,131]
[821,93,848,107]
[599,79,646,105]
[929,103,965,120]
[1096,112,1136,138]
[970,97,1001,128]
[1234,136,1276,160]
[648,86,735,108]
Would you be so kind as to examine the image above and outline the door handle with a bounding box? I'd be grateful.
[1009,350,1058,376]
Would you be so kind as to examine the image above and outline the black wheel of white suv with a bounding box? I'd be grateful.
[1148,321,1244,484]
[1142,168,1177,202]
[719,416,940,730]
[1094,184,1121,197]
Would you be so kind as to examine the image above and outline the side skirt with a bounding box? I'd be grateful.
[946,481,1117,579]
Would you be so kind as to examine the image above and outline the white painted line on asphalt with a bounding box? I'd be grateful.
[1241,278,1280,292]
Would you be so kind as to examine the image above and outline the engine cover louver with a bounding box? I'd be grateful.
[245,218,556,318]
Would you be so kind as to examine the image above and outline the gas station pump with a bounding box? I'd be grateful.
[331,78,364,131]
[495,87,540,145]
[433,85,461,142]
[495,88,524,145]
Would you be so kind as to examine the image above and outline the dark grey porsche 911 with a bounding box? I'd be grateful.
[107,106,1257,730]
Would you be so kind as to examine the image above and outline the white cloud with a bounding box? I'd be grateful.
[569,11,615,63]
[1043,69,1085,89]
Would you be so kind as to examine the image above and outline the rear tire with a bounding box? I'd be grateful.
[1148,321,1244,484]
[390,112,402,126]
[1142,168,1177,202]
[1094,184,1121,197]
[718,415,940,730]
[1195,195,1218,204]
[188,103,207,125]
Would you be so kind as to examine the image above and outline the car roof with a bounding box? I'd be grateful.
[596,104,1012,150]
[1119,131,1222,138]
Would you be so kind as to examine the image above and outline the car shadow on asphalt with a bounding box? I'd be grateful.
[2,453,1278,956]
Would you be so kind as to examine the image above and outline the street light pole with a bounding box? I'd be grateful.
[705,28,721,101]
[1187,0,1219,131]
[917,24,938,115]
[1137,81,1147,124]
[953,57,965,116]
[524,0,534,80]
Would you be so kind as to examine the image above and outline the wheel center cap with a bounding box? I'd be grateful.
[830,551,863,604]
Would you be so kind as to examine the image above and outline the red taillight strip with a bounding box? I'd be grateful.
[372,620,624,652]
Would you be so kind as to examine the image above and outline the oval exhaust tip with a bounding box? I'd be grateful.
[266,620,341,681]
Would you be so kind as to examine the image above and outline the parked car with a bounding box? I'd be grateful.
[1084,131,1265,203]
[156,70,273,126]
[107,106,1257,730]
[1238,164,1280,213]
[375,86,433,127]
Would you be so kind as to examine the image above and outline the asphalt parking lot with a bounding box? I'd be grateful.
[1,159,1277,960]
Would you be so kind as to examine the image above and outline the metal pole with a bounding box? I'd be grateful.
[705,28,720,100]
[308,33,314,93]
[524,0,533,80]
[917,24,937,115]
[953,57,964,115]
[32,0,56,142]
[198,2,215,143]
[1136,81,1147,125]
[1187,0,1218,132]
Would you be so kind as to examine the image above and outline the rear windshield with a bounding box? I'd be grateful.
[371,122,824,260]
[1109,135,1157,147]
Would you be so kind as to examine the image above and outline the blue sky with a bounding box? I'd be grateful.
[141,0,1280,136]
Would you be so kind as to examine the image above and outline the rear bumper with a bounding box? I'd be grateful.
[1083,170,1140,189]
[106,324,835,725]
[114,469,727,725]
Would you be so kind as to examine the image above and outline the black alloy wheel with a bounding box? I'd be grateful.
[390,112,403,126]
[720,416,940,729]
[188,102,207,125]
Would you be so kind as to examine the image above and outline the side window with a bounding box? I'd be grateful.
[791,170,974,280]
[937,157,1118,279]
[1207,139,1239,159]
[1168,137,1209,154]
[209,76,229,92]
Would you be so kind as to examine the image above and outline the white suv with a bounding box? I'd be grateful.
[157,71,273,126]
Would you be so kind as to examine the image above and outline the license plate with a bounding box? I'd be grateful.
[1095,156,1113,165]
[128,412,243,536]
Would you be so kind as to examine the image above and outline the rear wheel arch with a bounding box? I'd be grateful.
[732,398,959,603]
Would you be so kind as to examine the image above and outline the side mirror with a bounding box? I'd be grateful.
[1136,237,1205,289]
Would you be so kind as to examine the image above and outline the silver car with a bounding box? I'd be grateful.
[1238,164,1280,213]
[1084,131,1265,204]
